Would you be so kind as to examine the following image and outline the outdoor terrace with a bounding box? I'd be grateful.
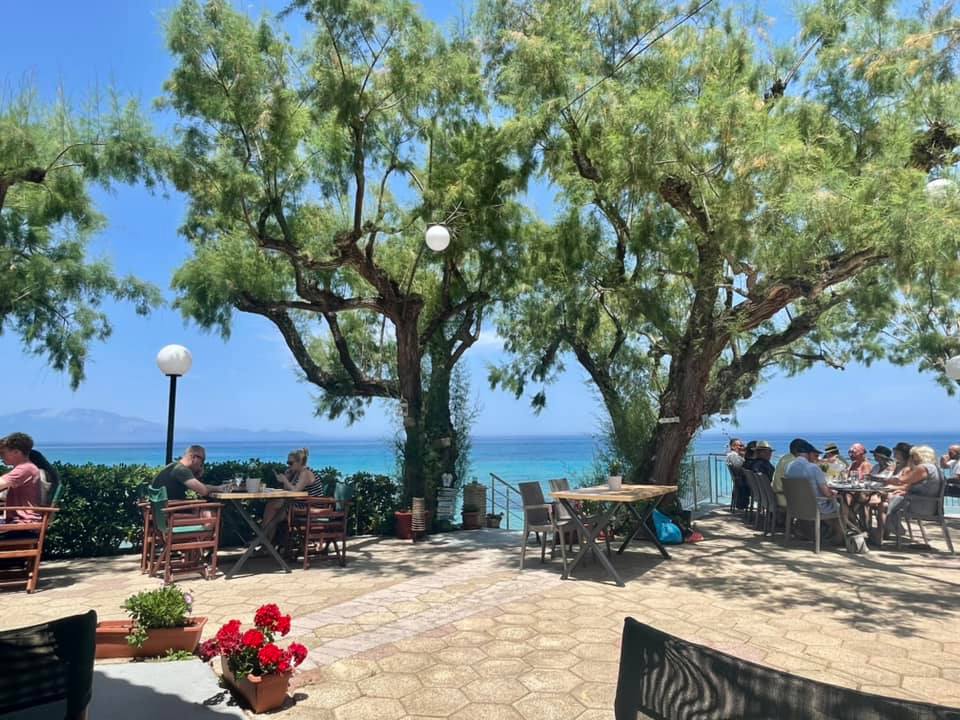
[4,512,960,719]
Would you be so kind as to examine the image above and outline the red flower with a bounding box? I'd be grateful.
[275,614,291,636]
[198,639,220,662]
[288,642,308,666]
[277,651,292,673]
[254,604,282,631]
[242,629,265,649]
[257,643,283,668]
[215,620,242,653]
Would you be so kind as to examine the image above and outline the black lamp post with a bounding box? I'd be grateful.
[156,344,193,465]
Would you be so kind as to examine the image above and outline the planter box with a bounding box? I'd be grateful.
[485,516,502,529]
[461,511,482,530]
[395,510,432,540]
[95,617,207,659]
[221,658,291,714]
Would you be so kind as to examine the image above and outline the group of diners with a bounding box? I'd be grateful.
[725,437,953,544]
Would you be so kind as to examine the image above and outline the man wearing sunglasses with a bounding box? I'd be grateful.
[150,445,223,500]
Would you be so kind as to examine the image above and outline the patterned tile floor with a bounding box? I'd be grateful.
[4,512,960,718]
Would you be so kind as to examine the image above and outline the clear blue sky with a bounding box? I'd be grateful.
[1,0,956,438]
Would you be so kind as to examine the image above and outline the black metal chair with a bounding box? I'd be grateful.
[614,616,960,720]
[0,610,97,719]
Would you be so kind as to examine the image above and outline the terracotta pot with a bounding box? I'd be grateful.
[95,617,207,659]
[485,515,502,529]
[395,511,413,540]
[221,658,291,713]
[461,511,482,530]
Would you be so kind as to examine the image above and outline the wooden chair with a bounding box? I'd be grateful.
[0,506,59,593]
[147,486,222,583]
[288,497,349,568]
[0,610,96,719]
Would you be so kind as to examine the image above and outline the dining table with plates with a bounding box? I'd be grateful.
[827,478,892,547]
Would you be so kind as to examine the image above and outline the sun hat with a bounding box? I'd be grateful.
[756,440,774,450]
[871,445,892,458]
[823,442,840,455]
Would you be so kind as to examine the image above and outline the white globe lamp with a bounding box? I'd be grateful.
[425,224,451,252]
[156,344,192,464]
[946,355,960,381]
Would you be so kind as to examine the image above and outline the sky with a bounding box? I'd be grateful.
[2,0,958,439]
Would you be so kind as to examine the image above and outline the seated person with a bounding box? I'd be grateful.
[940,444,960,479]
[262,448,322,544]
[745,440,776,480]
[884,445,944,537]
[892,442,912,477]
[0,433,42,523]
[772,438,804,509]
[150,445,222,500]
[869,445,895,479]
[784,439,839,515]
[845,443,872,481]
[820,442,848,480]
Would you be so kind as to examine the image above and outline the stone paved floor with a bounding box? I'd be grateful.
[4,512,960,718]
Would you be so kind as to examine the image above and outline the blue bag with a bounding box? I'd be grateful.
[652,509,683,545]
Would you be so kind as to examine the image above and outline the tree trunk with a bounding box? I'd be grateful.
[423,344,457,512]
[396,317,425,508]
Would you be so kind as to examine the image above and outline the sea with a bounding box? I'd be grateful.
[33,431,960,484]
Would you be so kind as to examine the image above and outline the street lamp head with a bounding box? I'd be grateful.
[157,344,193,377]
[946,355,960,381]
[425,224,451,252]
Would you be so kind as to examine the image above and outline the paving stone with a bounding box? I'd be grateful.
[357,673,423,699]
[869,656,940,677]
[476,658,532,678]
[400,688,469,717]
[901,675,960,702]
[463,678,530,704]
[378,653,437,674]
[514,692,585,720]
[571,682,617,708]
[450,703,525,720]
[519,669,584,693]
[296,680,361,710]
[419,665,480,688]
[321,658,381,682]
[333,696,406,720]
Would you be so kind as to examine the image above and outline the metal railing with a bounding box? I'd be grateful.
[489,473,524,529]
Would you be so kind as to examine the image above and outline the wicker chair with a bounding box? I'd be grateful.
[896,474,955,554]
[782,476,847,554]
[519,481,576,574]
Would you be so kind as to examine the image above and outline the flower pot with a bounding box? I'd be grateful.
[461,511,482,530]
[221,658,291,714]
[395,511,414,540]
[95,617,207,659]
[485,515,502,529]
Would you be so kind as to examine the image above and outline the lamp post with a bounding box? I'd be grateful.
[156,344,193,465]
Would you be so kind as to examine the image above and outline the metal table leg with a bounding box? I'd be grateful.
[558,499,625,587]
[224,500,292,579]
[617,497,671,559]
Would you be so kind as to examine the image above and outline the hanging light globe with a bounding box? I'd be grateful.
[425,224,451,252]
[946,355,960,381]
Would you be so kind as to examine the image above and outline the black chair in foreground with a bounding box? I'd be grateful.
[614,617,960,720]
[0,610,97,719]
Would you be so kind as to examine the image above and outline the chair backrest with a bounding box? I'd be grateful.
[148,485,170,533]
[0,610,97,718]
[334,481,354,512]
[781,475,821,520]
[548,479,571,520]
[909,467,948,520]
[49,476,64,507]
[614,617,959,720]
[757,473,777,510]
[519,481,551,526]
[742,469,760,501]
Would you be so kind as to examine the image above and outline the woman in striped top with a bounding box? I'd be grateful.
[262,448,321,543]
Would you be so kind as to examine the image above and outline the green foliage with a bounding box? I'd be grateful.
[0,88,162,387]
[122,584,193,648]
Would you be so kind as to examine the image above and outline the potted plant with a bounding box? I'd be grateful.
[461,503,482,530]
[485,512,503,529]
[96,585,206,659]
[200,604,308,714]
[607,461,624,490]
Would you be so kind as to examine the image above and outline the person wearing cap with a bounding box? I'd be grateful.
[784,439,840,516]
[869,445,895,479]
[821,442,848,481]
[745,440,776,480]
[772,438,805,509]
[846,443,872,482]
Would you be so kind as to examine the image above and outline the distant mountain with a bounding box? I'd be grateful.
[0,409,325,444]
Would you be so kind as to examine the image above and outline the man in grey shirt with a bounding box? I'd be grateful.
[784,439,839,514]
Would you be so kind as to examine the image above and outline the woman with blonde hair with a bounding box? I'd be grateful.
[883,445,944,538]
[262,448,322,545]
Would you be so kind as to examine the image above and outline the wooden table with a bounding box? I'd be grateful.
[550,484,677,587]
[210,490,308,579]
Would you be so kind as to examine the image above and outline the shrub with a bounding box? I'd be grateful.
[347,471,400,535]
[122,584,194,647]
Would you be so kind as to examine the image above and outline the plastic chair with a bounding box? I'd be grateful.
[0,610,96,719]
[519,481,573,574]
[897,473,955,554]
[548,478,611,555]
[781,476,847,554]
[742,469,761,526]
[755,472,782,536]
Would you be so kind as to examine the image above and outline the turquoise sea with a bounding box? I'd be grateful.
[34,431,960,483]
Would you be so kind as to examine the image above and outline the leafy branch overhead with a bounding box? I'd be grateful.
[0,89,162,387]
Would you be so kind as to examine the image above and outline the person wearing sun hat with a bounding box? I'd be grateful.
[746,440,776,479]
[869,445,895,479]
[821,442,848,480]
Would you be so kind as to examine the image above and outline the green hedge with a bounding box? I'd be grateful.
[39,460,401,559]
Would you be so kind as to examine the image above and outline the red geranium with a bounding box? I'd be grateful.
[202,605,308,681]
[241,629,265,649]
